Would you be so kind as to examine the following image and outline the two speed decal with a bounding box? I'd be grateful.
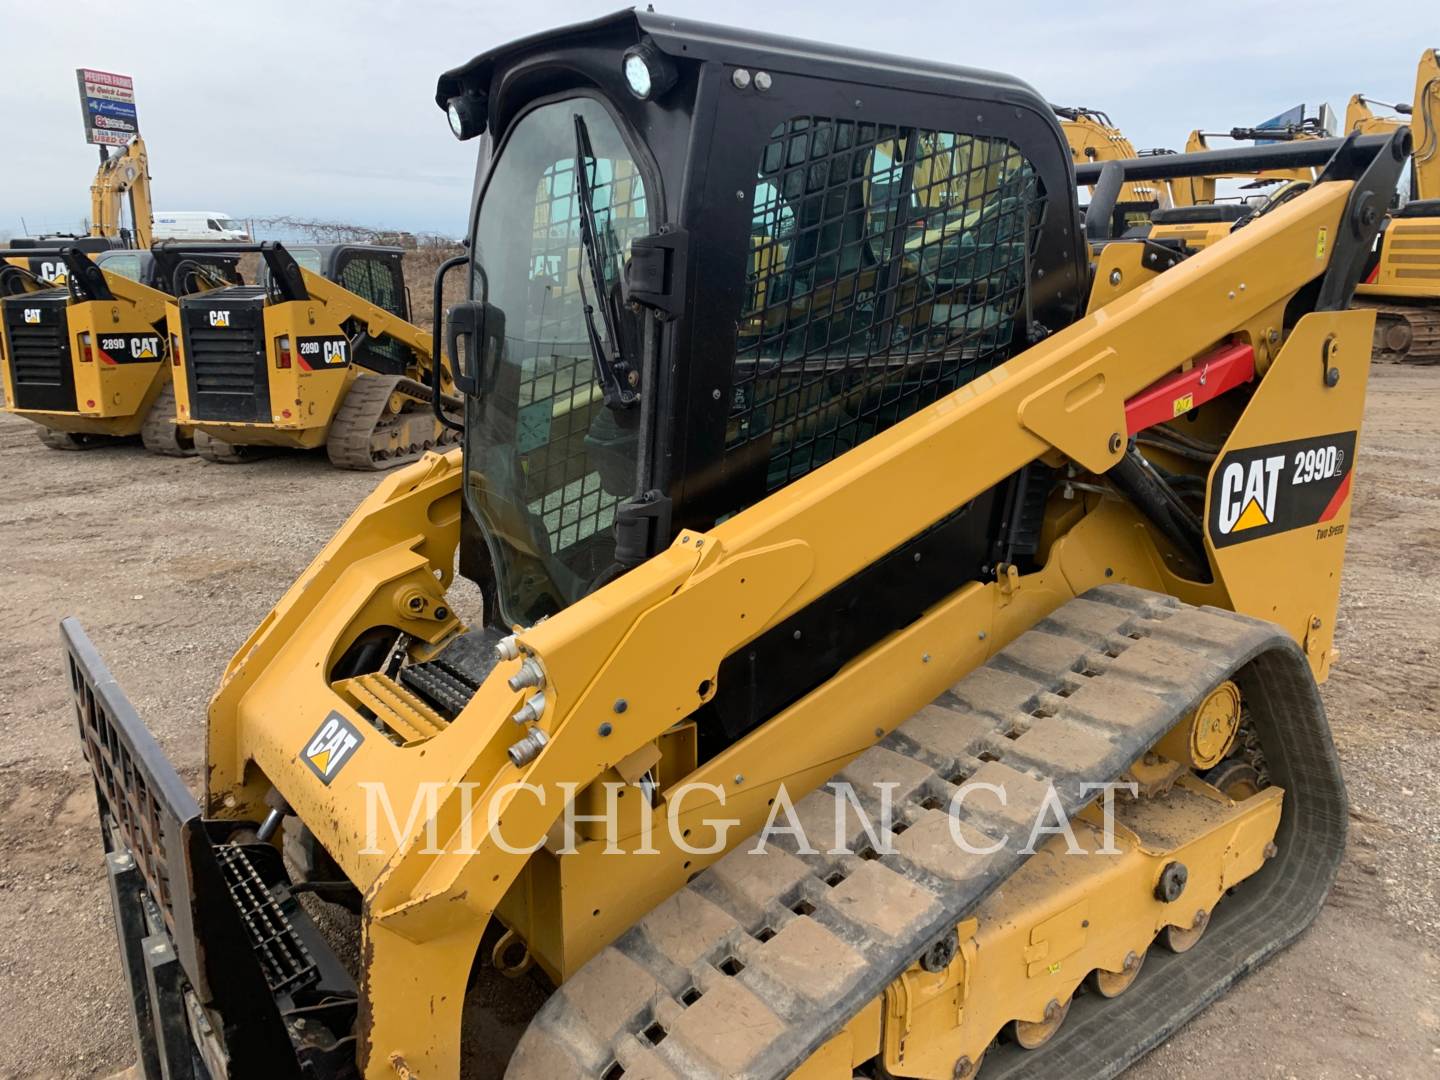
[1208,431,1357,548]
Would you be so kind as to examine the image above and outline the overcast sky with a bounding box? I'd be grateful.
[3,1,1433,237]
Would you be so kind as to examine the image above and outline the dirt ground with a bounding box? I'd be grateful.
[0,367,1437,1079]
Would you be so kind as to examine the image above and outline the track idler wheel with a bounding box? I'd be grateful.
[1011,995,1071,1050]
[1089,949,1145,998]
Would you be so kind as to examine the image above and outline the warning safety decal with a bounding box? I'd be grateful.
[1208,431,1357,548]
[300,711,364,785]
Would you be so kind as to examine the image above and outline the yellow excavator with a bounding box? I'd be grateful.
[9,136,156,262]
[164,241,461,468]
[64,12,1409,1080]
[1348,48,1440,362]
[1055,106,1172,234]
[90,135,154,249]
[0,245,239,451]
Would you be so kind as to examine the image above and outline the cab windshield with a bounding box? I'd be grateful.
[95,252,143,282]
[465,96,651,628]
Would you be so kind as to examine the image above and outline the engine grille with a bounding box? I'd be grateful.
[3,292,76,411]
[180,287,270,422]
[188,325,262,395]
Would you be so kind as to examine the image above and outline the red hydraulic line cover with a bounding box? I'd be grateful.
[1124,341,1255,436]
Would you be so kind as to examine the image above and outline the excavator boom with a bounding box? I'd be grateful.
[90,136,153,249]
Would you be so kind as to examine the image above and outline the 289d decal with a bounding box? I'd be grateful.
[296,335,349,369]
[1208,431,1357,548]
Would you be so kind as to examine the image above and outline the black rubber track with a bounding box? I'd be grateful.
[506,585,1346,1079]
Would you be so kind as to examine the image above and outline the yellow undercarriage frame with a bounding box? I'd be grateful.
[204,177,1371,1076]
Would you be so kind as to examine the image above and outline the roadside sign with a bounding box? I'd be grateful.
[76,68,138,147]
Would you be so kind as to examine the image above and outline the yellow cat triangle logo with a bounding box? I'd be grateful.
[135,343,156,358]
[1233,497,1271,532]
[308,748,332,775]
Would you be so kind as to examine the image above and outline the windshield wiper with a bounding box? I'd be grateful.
[572,112,638,408]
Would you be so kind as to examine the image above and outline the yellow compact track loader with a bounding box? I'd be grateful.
[1349,48,1440,363]
[166,241,460,469]
[63,12,1411,1080]
[0,245,239,452]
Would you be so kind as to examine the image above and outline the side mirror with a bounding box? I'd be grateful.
[445,300,505,397]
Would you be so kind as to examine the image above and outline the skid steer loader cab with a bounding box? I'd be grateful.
[63,11,1415,1080]
[439,9,1084,637]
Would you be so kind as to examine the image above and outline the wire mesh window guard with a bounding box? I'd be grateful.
[338,255,411,368]
[731,117,1044,491]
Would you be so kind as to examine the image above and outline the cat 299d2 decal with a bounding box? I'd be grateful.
[1208,431,1358,548]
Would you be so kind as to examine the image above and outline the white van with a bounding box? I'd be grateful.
[152,211,250,242]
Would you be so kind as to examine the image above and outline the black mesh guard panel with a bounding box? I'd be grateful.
[730,117,1043,492]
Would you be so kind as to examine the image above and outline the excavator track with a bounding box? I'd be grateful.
[1355,301,1440,364]
[139,382,195,457]
[325,373,461,472]
[508,585,1346,1080]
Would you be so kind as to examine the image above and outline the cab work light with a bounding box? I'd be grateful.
[622,39,677,101]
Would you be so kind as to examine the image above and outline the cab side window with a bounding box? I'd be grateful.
[730,116,1043,493]
[339,255,406,318]
[338,254,412,370]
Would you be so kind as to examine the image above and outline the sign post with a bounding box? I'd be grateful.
[75,68,139,151]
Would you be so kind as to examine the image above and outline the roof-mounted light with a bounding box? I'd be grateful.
[446,91,487,141]
[622,38,677,101]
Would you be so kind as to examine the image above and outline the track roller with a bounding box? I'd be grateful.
[1011,996,1071,1050]
[1162,909,1210,954]
[1088,950,1146,998]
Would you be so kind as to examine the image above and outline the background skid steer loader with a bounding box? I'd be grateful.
[166,241,461,469]
[1350,48,1440,363]
[62,11,1409,1080]
[0,245,239,452]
